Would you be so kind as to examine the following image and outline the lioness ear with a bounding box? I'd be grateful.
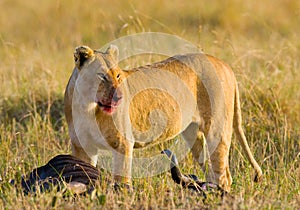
[74,46,94,69]
[105,45,119,62]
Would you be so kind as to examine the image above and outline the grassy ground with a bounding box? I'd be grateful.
[0,0,299,209]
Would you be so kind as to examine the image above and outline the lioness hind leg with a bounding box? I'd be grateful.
[208,139,232,192]
[181,123,232,192]
[204,120,233,192]
[181,122,203,161]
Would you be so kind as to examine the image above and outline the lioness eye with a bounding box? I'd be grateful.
[116,74,120,80]
[97,73,107,82]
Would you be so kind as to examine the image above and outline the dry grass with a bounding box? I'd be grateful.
[0,0,299,209]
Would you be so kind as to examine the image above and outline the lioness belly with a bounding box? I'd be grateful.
[129,89,183,143]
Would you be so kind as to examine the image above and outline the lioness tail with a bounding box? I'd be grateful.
[233,84,263,182]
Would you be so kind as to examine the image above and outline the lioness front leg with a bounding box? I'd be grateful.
[111,139,134,186]
[71,141,99,167]
[72,142,92,164]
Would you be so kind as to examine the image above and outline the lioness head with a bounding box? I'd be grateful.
[74,45,126,114]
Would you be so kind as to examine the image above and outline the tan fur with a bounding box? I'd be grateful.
[64,45,262,192]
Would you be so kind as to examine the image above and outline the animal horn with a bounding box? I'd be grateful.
[161,149,192,185]
[162,149,227,198]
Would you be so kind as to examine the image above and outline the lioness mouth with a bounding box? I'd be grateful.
[97,101,119,114]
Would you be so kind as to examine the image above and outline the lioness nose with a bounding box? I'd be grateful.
[112,91,122,102]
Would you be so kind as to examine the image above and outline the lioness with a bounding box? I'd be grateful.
[64,45,262,192]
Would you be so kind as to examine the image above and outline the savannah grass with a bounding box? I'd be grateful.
[0,0,299,209]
